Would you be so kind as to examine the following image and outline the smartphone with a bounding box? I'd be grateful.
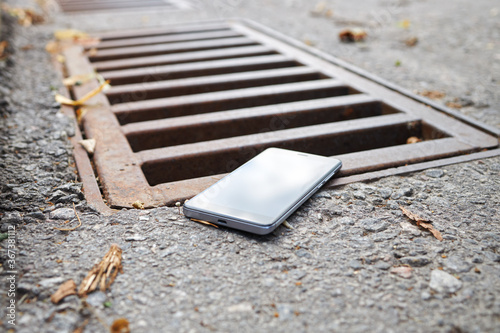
[183,148,342,235]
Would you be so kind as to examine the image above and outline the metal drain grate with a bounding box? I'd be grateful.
[60,19,499,209]
[56,0,192,13]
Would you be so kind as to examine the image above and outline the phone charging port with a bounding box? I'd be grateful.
[218,219,227,225]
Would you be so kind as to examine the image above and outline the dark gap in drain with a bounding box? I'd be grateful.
[142,121,448,185]
[125,99,396,152]
[114,83,357,125]
[106,69,326,104]
[92,46,278,71]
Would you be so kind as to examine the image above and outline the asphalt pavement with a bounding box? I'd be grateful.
[0,0,499,332]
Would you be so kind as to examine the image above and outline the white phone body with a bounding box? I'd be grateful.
[183,148,342,235]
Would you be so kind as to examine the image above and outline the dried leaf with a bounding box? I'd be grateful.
[398,19,411,29]
[419,90,445,100]
[76,107,88,123]
[63,73,96,87]
[390,266,412,279]
[55,80,110,106]
[132,201,144,209]
[0,41,8,60]
[54,29,100,46]
[400,206,443,241]
[405,37,418,47]
[191,218,219,228]
[54,29,88,41]
[418,221,443,241]
[339,28,367,42]
[282,220,294,230]
[45,40,60,54]
[111,318,130,333]
[78,244,123,297]
[446,102,462,109]
[79,139,96,154]
[400,206,429,222]
[406,136,422,144]
[54,203,83,231]
[51,279,77,304]
[2,5,44,27]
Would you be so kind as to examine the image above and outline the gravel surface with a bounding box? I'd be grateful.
[0,0,499,332]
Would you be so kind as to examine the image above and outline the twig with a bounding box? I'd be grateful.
[54,203,82,231]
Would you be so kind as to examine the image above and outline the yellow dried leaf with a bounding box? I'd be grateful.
[56,54,65,63]
[55,94,79,106]
[76,107,88,123]
[54,29,89,41]
[55,80,110,106]
[398,19,411,29]
[132,201,145,209]
[45,40,62,54]
[191,218,219,228]
[63,73,95,87]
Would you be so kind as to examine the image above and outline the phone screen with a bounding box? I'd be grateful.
[186,148,341,226]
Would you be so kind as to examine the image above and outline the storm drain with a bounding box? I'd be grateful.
[60,19,499,209]
[55,0,192,13]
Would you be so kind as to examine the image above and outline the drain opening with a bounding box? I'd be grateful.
[140,120,449,185]
[59,19,498,209]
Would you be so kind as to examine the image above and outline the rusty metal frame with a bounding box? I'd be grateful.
[59,19,499,211]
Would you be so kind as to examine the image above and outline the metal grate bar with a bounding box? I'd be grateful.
[57,0,182,12]
[95,30,244,50]
[106,66,323,103]
[111,79,350,124]
[100,55,300,85]
[135,114,422,184]
[92,45,276,71]
[89,37,256,62]
[122,94,382,151]
[96,22,231,41]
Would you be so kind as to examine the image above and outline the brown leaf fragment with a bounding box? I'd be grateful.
[0,41,8,60]
[191,218,219,228]
[339,28,367,42]
[400,206,443,241]
[132,200,144,209]
[419,90,445,100]
[405,36,418,47]
[417,221,443,241]
[78,244,123,297]
[111,318,130,333]
[390,266,413,279]
[406,136,422,144]
[446,102,462,109]
[51,279,77,304]
[400,206,429,222]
